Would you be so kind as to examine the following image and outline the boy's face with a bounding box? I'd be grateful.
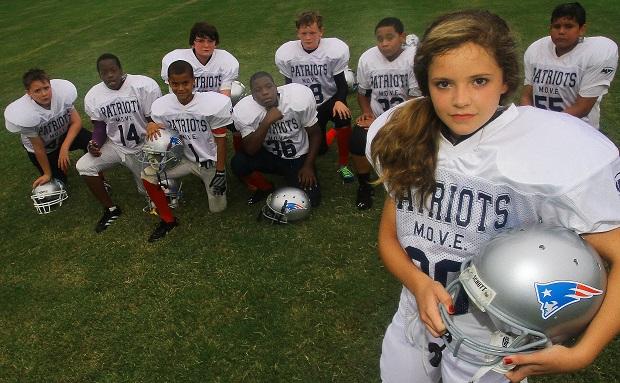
[27,79,52,107]
[297,22,323,51]
[550,16,585,55]
[376,25,405,61]
[251,76,278,108]
[192,35,217,62]
[98,59,124,90]
[169,71,194,105]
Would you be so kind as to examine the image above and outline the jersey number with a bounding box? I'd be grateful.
[534,95,563,112]
[309,84,324,104]
[405,246,461,287]
[266,139,297,158]
[378,97,405,112]
[118,123,140,146]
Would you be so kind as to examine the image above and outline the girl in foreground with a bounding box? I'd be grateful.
[366,9,620,383]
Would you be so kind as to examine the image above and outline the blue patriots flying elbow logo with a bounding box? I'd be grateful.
[535,281,603,319]
[170,136,182,146]
[284,202,305,212]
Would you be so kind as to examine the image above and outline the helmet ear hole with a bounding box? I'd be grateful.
[261,187,311,223]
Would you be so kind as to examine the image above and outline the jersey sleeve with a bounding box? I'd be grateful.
[545,156,620,233]
[141,78,163,117]
[4,116,36,136]
[579,40,618,98]
[233,98,263,138]
[161,52,173,84]
[332,40,350,75]
[523,43,536,86]
[219,51,239,91]
[149,97,167,125]
[84,89,103,121]
[53,79,78,105]
[299,87,319,127]
[275,44,293,78]
[356,53,371,91]
[210,97,233,132]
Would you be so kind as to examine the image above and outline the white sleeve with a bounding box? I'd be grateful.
[579,43,618,98]
[84,91,103,121]
[544,157,620,234]
[275,45,292,78]
[219,54,239,91]
[5,119,35,136]
[210,98,233,130]
[408,70,421,98]
[233,100,263,138]
[300,87,318,127]
[333,42,350,75]
[356,54,371,91]
[161,53,171,84]
[142,79,163,117]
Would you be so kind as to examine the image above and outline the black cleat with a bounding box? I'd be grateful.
[247,188,274,206]
[356,186,374,210]
[95,206,122,233]
[148,219,178,242]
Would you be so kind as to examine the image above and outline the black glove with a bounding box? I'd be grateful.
[209,170,227,195]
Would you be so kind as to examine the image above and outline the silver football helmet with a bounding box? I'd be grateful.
[261,187,311,223]
[404,33,419,49]
[140,129,184,173]
[344,67,357,94]
[230,80,246,106]
[31,179,68,214]
[440,225,606,366]
[160,177,183,209]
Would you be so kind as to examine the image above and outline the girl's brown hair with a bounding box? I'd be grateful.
[370,9,519,203]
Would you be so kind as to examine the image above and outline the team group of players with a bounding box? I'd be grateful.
[3,5,618,243]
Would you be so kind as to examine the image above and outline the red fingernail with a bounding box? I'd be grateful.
[504,357,513,365]
[448,305,455,314]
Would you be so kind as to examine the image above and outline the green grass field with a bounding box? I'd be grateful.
[0,1,618,382]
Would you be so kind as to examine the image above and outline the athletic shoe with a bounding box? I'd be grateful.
[356,185,374,210]
[148,219,178,242]
[337,166,355,183]
[95,206,122,233]
[247,188,274,206]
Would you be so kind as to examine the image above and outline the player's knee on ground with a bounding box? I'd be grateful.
[76,154,101,176]
[349,125,368,156]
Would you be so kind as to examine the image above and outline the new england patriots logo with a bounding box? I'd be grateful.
[284,202,305,212]
[170,136,182,146]
[535,281,603,319]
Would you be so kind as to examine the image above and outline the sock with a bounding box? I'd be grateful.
[336,126,352,166]
[242,172,273,191]
[358,172,371,187]
[326,128,337,145]
[142,180,175,223]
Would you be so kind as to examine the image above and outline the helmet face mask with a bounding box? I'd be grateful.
[261,187,311,224]
[31,179,68,214]
[140,129,184,173]
[439,225,606,366]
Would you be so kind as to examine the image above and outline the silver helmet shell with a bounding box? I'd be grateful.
[440,225,606,366]
[344,67,357,94]
[140,129,184,173]
[261,187,311,223]
[404,33,419,50]
[230,80,246,106]
[31,179,68,214]
[160,177,182,209]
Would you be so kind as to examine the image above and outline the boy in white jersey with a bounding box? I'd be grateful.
[367,10,620,383]
[162,21,268,194]
[76,53,162,233]
[231,72,321,207]
[275,11,354,183]
[351,17,420,210]
[142,60,232,242]
[520,2,618,129]
[4,69,91,188]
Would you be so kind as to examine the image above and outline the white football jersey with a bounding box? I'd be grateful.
[275,38,349,106]
[233,83,318,159]
[161,48,239,92]
[367,102,620,285]
[356,46,420,117]
[85,74,161,154]
[524,36,618,129]
[151,92,232,163]
[4,79,77,153]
